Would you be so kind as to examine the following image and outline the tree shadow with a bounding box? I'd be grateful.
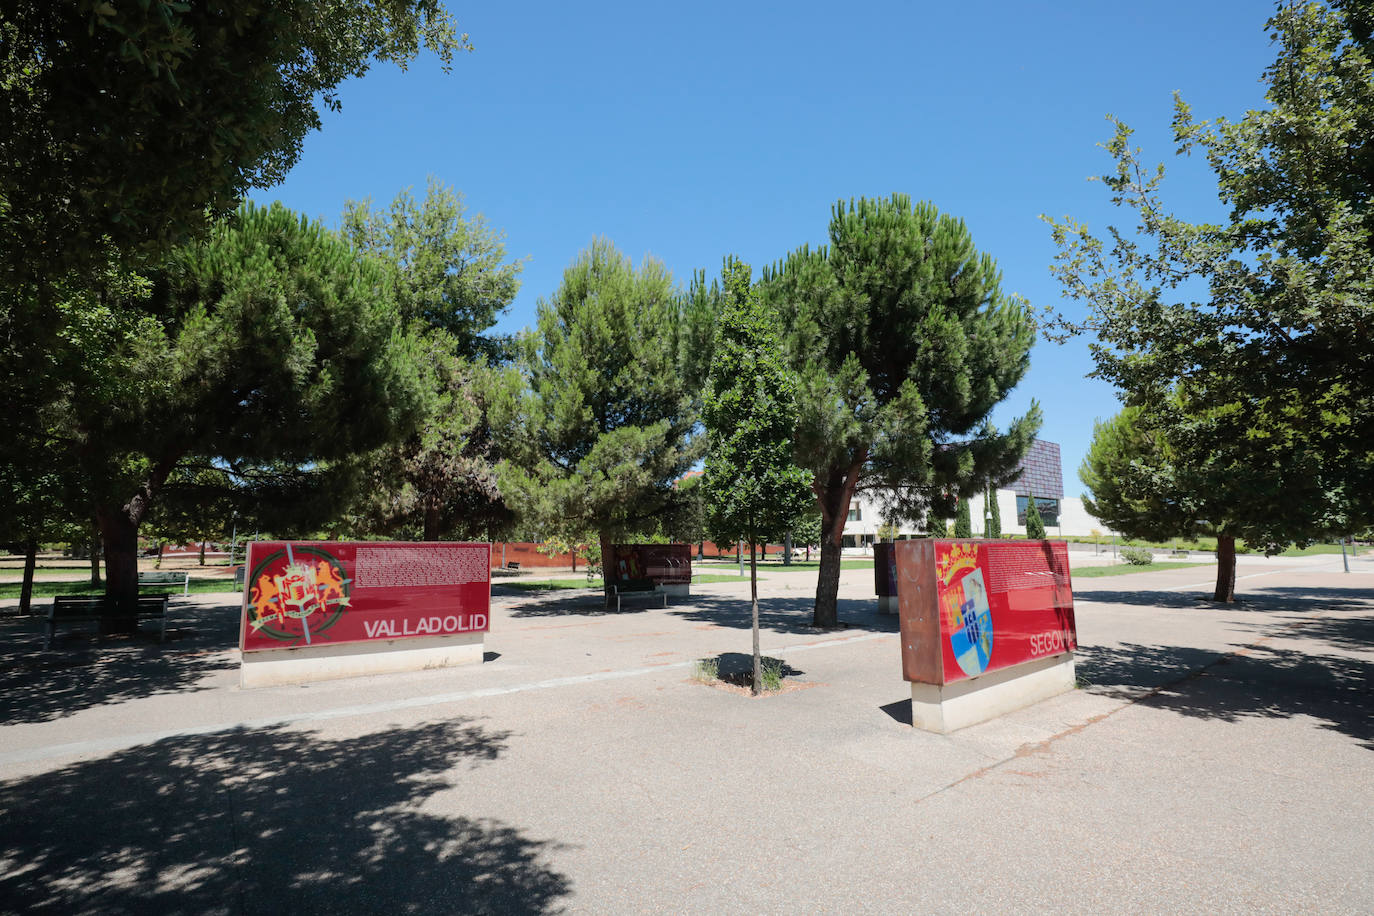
[707,651,806,682]
[1076,641,1373,750]
[0,600,242,725]
[668,594,900,635]
[1074,583,1374,615]
[0,719,572,914]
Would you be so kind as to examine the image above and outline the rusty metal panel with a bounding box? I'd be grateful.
[895,540,942,684]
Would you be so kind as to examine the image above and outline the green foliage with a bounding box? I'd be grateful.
[1044,0,1373,549]
[64,202,428,598]
[497,239,713,560]
[1024,491,1046,540]
[1,1,468,284]
[692,657,720,682]
[761,194,1040,626]
[702,258,813,549]
[789,506,824,549]
[954,499,973,539]
[341,179,521,363]
[662,475,706,547]
[1120,546,1154,566]
[759,657,784,692]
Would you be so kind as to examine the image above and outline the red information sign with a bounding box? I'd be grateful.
[607,544,692,585]
[239,541,490,653]
[897,539,1077,685]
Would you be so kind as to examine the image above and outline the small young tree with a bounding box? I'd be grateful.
[703,259,813,694]
[954,498,973,539]
[1024,491,1047,540]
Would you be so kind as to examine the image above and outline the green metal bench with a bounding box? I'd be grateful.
[45,595,169,649]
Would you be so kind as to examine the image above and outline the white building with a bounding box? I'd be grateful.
[839,439,1114,548]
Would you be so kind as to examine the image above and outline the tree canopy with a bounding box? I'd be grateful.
[1,1,468,284]
[67,202,429,605]
[1045,0,1374,566]
[761,195,1040,627]
[496,239,715,597]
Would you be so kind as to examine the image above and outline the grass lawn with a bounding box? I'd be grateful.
[0,577,239,600]
[695,559,874,571]
[498,573,755,592]
[1071,562,1209,579]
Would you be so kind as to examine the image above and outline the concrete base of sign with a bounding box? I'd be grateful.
[662,583,691,599]
[909,652,1075,733]
[877,595,898,615]
[240,632,483,688]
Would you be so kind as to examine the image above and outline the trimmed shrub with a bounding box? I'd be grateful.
[1120,546,1154,565]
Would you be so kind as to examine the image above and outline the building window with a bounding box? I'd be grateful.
[847,506,862,521]
[1016,496,1060,527]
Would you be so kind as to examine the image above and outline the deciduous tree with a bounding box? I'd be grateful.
[703,259,813,691]
[1045,0,1374,588]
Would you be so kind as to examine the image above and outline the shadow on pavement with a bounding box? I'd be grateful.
[500,589,899,636]
[0,719,572,915]
[1077,641,1373,750]
[1076,583,1374,614]
[0,601,242,725]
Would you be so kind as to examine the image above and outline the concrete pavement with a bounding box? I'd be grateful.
[0,554,1370,914]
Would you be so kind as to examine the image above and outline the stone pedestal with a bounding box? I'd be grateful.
[909,652,1075,733]
[240,632,483,688]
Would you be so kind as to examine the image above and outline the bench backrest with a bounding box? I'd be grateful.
[50,595,168,618]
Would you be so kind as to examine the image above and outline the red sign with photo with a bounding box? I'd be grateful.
[239,541,490,653]
[933,540,1076,683]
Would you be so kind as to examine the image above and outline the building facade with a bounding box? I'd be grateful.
[839,438,1112,547]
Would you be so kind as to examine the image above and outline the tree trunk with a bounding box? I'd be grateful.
[198,541,206,565]
[783,533,793,566]
[19,538,37,617]
[155,542,163,569]
[96,505,141,630]
[812,459,864,628]
[423,503,441,541]
[815,538,843,628]
[750,536,761,695]
[88,535,102,587]
[1214,534,1237,602]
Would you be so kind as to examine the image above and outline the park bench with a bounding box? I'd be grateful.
[138,569,190,596]
[607,579,668,612]
[44,595,169,649]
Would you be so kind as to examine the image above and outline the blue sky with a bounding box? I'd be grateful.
[254,0,1277,494]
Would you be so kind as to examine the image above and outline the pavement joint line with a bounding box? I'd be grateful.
[907,609,1332,808]
[1163,562,1346,592]
[0,630,892,767]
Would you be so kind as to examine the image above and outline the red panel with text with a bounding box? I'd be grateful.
[934,540,1076,683]
[239,541,490,652]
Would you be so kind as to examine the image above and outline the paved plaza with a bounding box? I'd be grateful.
[0,550,1370,914]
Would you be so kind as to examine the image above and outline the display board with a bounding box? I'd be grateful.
[607,544,692,585]
[874,543,897,597]
[896,539,1076,685]
[240,541,490,652]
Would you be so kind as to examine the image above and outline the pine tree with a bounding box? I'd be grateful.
[497,239,715,604]
[762,195,1040,627]
[703,258,813,693]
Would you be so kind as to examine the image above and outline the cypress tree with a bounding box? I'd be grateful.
[954,498,972,539]
[988,482,1003,538]
[1025,491,1047,540]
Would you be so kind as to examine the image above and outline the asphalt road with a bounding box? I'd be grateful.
[0,553,1369,914]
